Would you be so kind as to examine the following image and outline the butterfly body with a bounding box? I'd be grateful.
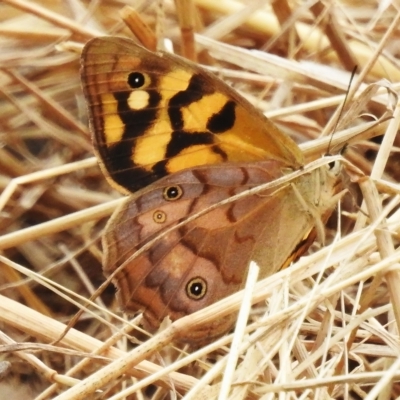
[80,37,342,343]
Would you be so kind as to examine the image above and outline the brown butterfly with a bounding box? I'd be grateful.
[81,37,343,343]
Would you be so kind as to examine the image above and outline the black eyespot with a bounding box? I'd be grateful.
[163,185,183,201]
[153,210,166,224]
[128,72,145,88]
[186,277,207,300]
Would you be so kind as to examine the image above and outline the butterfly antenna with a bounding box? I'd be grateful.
[327,65,358,154]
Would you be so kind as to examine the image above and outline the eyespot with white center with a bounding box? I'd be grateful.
[186,277,207,300]
[128,72,146,88]
[163,185,183,201]
[153,210,167,224]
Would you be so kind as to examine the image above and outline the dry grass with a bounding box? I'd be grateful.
[1,0,400,399]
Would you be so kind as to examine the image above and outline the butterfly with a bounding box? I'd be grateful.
[80,36,343,343]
